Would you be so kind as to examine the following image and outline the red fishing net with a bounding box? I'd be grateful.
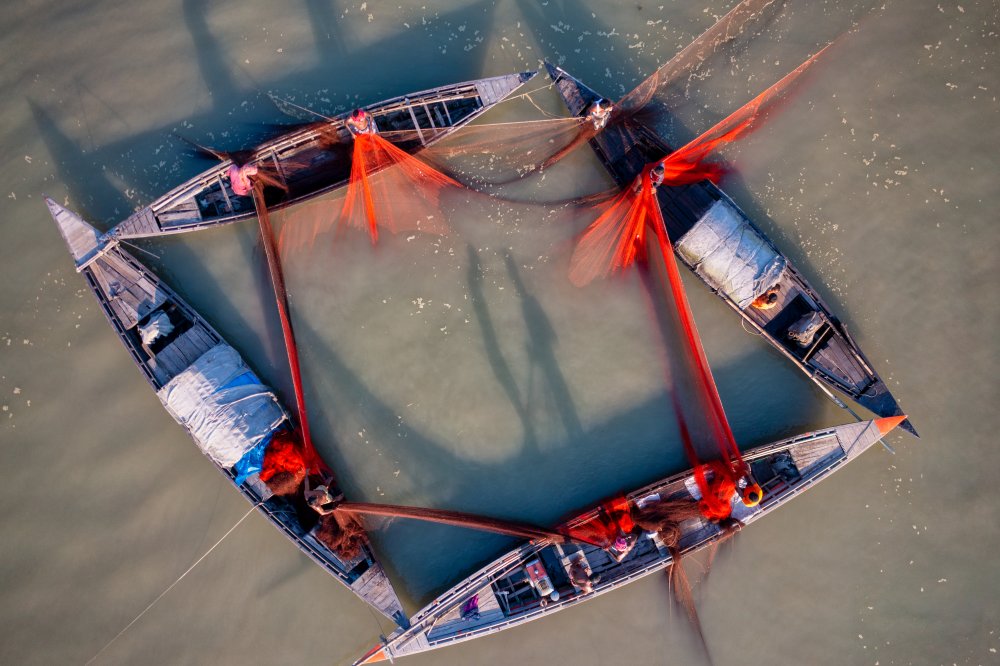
[568,166,747,521]
[260,429,307,493]
[563,496,635,548]
[278,133,457,252]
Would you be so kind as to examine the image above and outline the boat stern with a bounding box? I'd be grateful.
[44,197,108,270]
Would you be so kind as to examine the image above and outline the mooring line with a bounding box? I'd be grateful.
[85,502,262,665]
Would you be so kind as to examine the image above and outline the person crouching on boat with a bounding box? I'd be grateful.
[304,475,343,516]
[346,108,377,136]
[587,99,613,130]
[568,559,599,594]
[227,162,259,197]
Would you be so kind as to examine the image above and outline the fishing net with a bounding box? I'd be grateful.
[562,497,635,549]
[419,117,595,187]
[277,132,457,252]
[633,498,704,550]
[315,512,368,560]
[567,165,746,521]
[252,185,327,476]
[260,430,307,496]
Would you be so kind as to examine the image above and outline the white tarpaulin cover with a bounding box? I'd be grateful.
[157,344,286,467]
[675,199,786,310]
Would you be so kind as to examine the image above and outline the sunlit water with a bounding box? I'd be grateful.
[1,1,997,664]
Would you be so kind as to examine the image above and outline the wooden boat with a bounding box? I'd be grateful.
[544,63,915,437]
[107,72,536,240]
[46,197,409,628]
[355,416,905,663]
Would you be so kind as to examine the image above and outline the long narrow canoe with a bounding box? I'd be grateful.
[356,416,905,663]
[46,198,408,628]
[544,63,915,437]
[108,72,536,240]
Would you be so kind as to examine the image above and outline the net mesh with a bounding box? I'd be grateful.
[278,133,457,252]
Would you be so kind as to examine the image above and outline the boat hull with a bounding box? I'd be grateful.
[358,417,902,663]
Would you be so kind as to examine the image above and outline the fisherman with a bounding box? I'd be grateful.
[346,108,377,136]
[568,558,598,594]
[737,475,763,507]
[751,285,781,310]
[226,162,258,197]
[304,475,342,515]
[587,98,613,130]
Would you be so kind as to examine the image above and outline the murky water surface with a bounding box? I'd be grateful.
[1,1,997,664]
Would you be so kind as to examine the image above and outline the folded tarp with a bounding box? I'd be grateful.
[157,344,286,467]
[675,199,786,310]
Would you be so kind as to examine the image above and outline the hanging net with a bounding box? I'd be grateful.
[569,165,750,522]
[278,132,457,252]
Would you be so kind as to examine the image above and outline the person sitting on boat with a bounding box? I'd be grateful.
[751,285,781,310]
[587,98,613,130]
[304,475,342,515]
[346,108,377,136]
[568,558,597,594]
[227,162,259,197]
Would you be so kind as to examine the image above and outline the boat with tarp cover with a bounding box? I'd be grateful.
[544,63,915,437]
[106,71,535,241]
[356,416,905,663]
[45,197,409,628]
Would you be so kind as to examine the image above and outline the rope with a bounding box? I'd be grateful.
[740,318,763,336]
[85,502,262,665]
[118,239,161,261]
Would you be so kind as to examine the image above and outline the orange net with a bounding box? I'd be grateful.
[562,496,635,549]
[252,185,326,475]
[278,132,457,252]
[569,166,746,521]
[260,430,307,485]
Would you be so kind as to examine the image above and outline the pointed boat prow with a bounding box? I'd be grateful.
[354,645,389,665]
[44,196,108,270]
[875,414,907,437]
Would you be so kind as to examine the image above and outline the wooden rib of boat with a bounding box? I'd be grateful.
[543,63,915,437]
[107,71,536,240]
[46,197,409,628]
[356,416,905,663]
